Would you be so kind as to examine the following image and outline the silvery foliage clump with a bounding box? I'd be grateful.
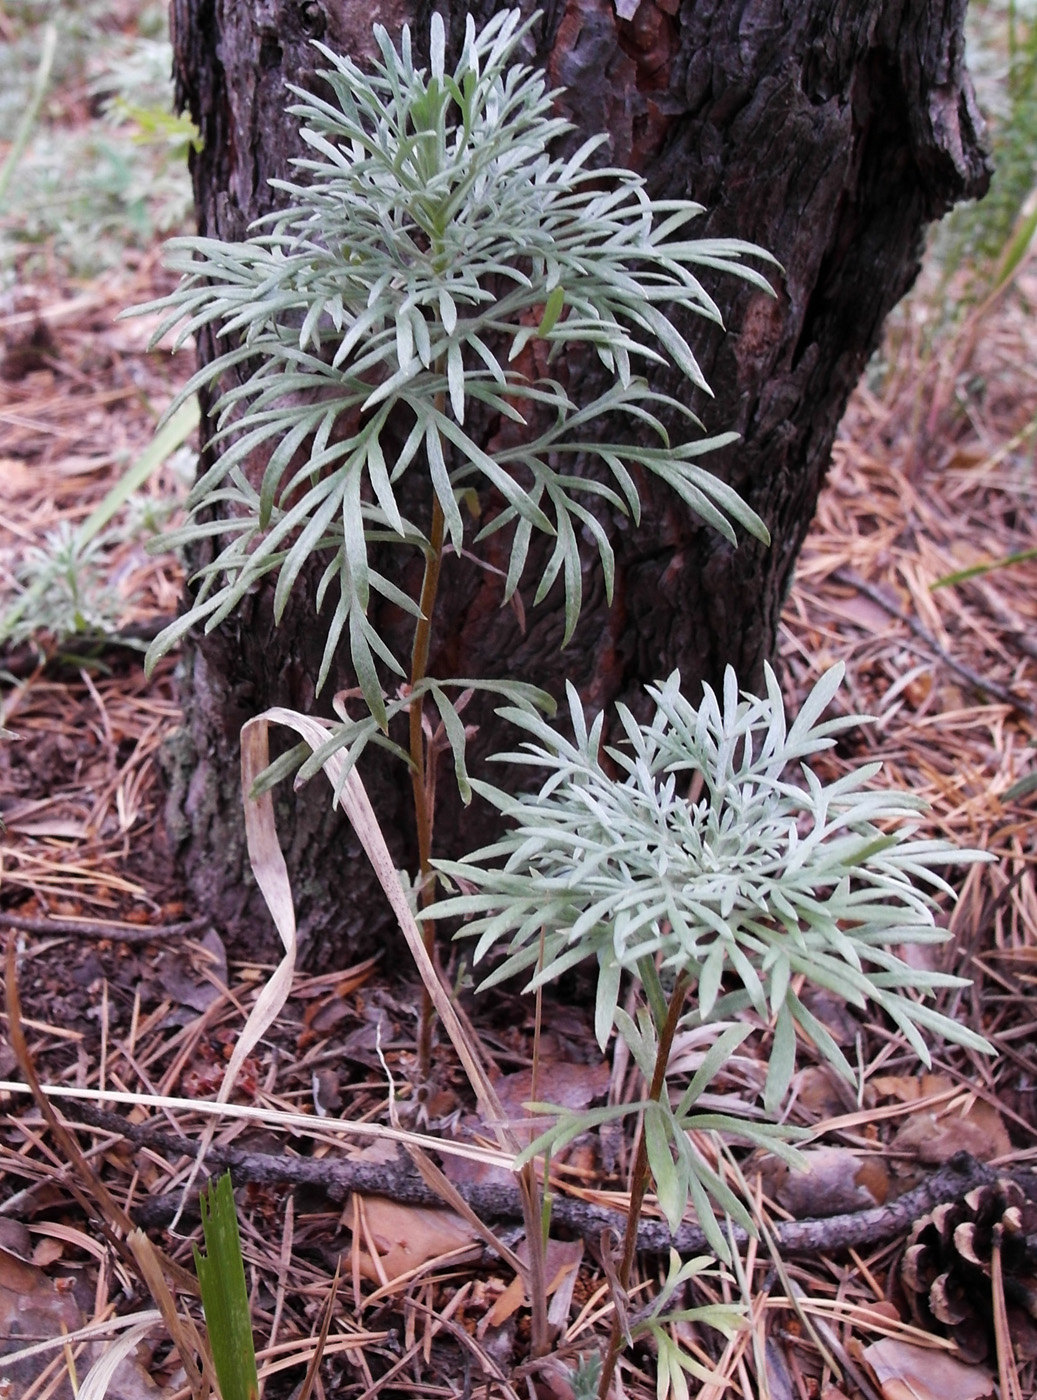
[430,662,992,1252]
[131,9,773,741]
[9,522,124,646]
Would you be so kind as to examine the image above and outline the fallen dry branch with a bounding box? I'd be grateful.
[40,1099,1037,1259]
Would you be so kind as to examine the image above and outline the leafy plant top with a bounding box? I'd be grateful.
[431,662,993,1114]
[133,9,774,722]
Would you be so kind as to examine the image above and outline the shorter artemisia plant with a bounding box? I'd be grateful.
[429,661,993,1395]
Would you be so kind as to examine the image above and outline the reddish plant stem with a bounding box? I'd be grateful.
[597,970,691,1400]
[404,485,549,1353]
[410,492,446,1082]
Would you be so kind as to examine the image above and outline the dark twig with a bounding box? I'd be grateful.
[0,912,207,943]
[45,1101,1033,1258]
[831,567,1036,719]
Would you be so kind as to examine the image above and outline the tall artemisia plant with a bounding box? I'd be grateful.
[132,9,773,1068]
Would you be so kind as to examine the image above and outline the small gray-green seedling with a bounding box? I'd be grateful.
[429,662,992,1396]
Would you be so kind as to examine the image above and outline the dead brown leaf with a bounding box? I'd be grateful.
[761,1146,889,1217]
[345,1196,478,1284]
[891,1102,1012,1164]
[861,1337,995,1400]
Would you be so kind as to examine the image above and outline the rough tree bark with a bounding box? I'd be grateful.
[166,0,989,967]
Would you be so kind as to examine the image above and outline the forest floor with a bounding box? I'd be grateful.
[1,212,1037,1400]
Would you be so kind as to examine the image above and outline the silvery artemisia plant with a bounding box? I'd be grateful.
[429,662,992,1255]
[131,8,774,749]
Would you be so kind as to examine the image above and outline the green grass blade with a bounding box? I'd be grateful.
[194,1172,259,1400]
[931,544,1037,588]
[79,397,200,545]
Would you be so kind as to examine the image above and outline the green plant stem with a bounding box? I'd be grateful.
[411,490,446,1081]
[597,970,691,1400]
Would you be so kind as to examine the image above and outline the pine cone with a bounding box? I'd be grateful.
[899,1177,1037,1363]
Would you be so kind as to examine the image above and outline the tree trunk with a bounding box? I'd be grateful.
[166,0,989,967]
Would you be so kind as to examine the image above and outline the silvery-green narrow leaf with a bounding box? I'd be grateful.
[767,953,791,1017]
[554,507,582,644]
[724,940,767,1018]
[332,303,383,366]
[433,414,554,532]
[298,294,326,350]
[364,428,406,535]
[644,1102,683,1233]
[412,304,432,366]
[600,451,642,522]
[503,513,534,602]
[349,608,387,729]
[447,340,466,422]
[657,1335,689,1400]
[652,467,738,545]
[467,332,506,384]
[424,421,464,553]
[362,356,422,410]
[785,662,847,749]
[786,989,855,1083]
[531,539,563,610]
[329,729,379,807]
[613,1006,658,1084]
[296,712,375,784]
[316,589,349,696]
[340,468,371,611]
[678,462,770,543]
[673,1024,752,1119]
[431,676,555,714]
[271,476,349,623]
[697,945,725,1020]
[649,205,704,242]
[684,1168,729,1263]
[145,594,226,674]
[562,501,610,604]
[429,10,445,79]
[764,1002,797,1115]
[513,1100,648,1170]
[631,303,712,391]
[524,937,600,992]
[439,286,458,333]
[883,995,993,1058]
[678,250,780,297]
[594,953,622,1051]
[429,683,473,804]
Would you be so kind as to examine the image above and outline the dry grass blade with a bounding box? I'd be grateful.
[127,1227,215,1399]
[241,707,514,1152]
[241,707,551,1346]
[294,1259,342,1400]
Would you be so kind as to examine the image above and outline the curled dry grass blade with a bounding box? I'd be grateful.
[240,704,550,1348]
